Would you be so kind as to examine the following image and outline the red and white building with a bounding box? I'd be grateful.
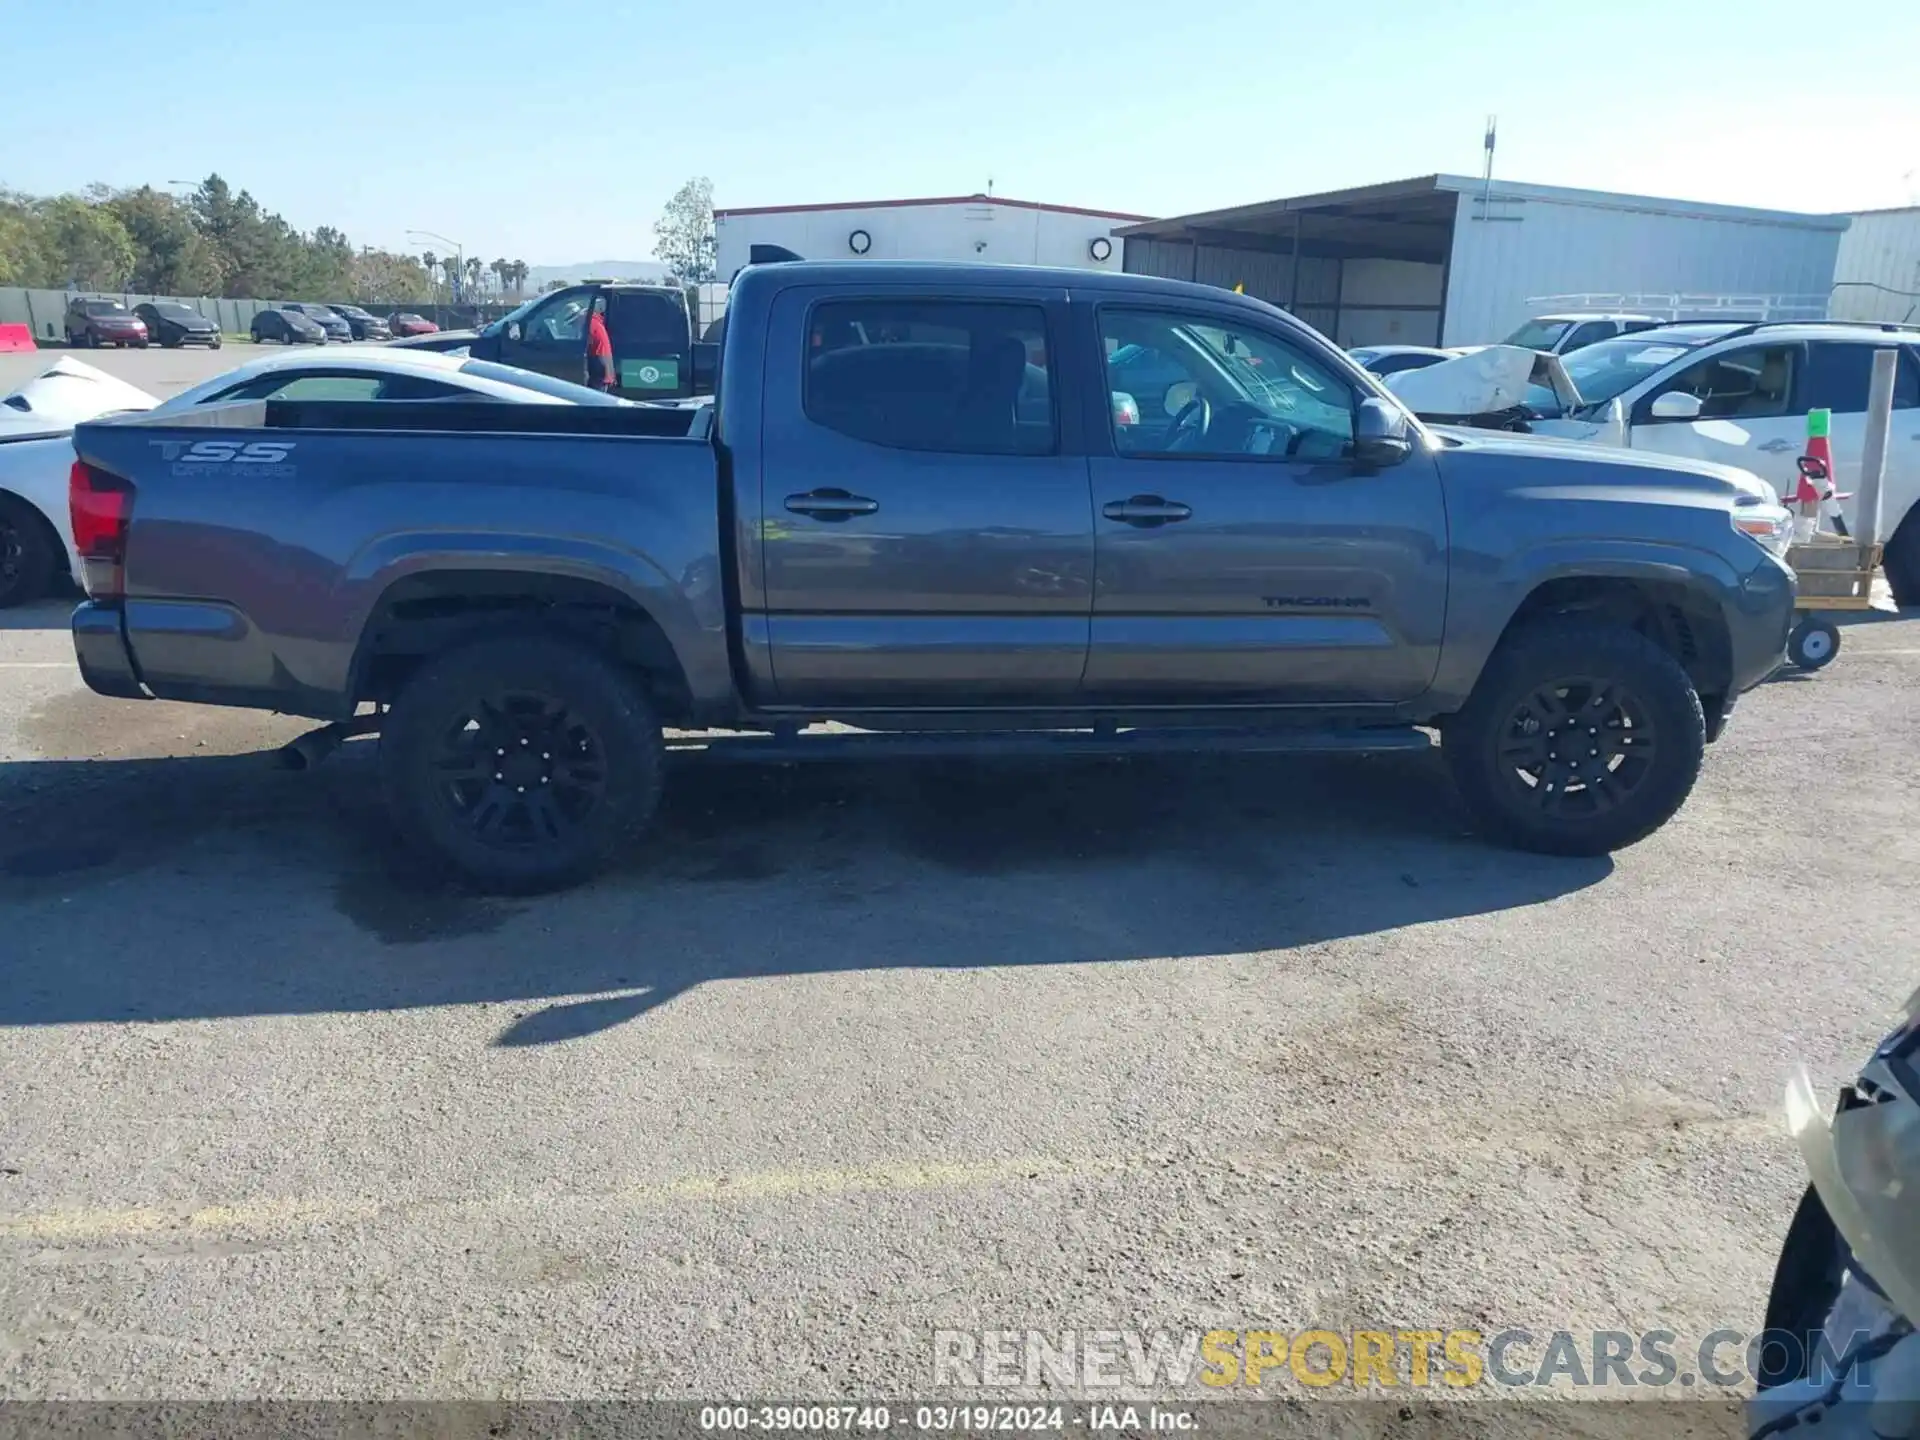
[713,195,1152,278]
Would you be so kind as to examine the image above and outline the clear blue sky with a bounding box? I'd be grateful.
[5,0,1918,265]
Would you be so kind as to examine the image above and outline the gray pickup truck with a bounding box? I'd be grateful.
[69,261,1796,890]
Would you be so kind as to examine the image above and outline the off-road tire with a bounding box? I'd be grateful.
[1445,619,1705,856]
[379,636,665,892]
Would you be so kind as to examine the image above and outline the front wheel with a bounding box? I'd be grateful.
[1787,616,1840,671]
[1444,619,1706,856]
[379,636,666,892]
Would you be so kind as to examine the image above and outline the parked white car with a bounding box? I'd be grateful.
[0,358,158,606]
[1525,322,1920,601]
[1502,313,1666,355]
[0,350,628,607]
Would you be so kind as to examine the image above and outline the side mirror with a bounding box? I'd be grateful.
[1649,390,1702,421]
[506,321,522,342]
[1353,396,1412,469]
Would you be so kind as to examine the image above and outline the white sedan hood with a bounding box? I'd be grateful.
[0,356,159,436]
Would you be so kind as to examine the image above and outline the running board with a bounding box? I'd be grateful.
[663,726,1433,764]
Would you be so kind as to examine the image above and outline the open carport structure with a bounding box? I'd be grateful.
[1115,174,1847,349]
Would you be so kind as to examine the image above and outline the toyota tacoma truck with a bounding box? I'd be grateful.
[67,261,1797,890]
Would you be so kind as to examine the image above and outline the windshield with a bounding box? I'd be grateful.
[83,301,128,315]
[154,304,200,319]
[1503,319,1573,350]
[458,358,629,405]
[1524,334,1708,413]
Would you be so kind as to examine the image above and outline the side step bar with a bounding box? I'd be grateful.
[663,726,1433,765]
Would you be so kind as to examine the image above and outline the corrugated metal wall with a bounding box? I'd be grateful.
[1121,237,1342,338]
[1441,193,1845,346]
[1831,208,1920,323]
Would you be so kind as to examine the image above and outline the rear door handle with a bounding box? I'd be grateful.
[1102,495,1193,528]
[1757,438,1796,454]
[785,488,879,521]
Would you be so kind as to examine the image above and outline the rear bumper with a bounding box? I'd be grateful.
[71,602,145,700]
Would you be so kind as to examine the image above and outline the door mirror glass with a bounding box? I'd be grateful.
[506,321,521,342]
[1650,390,1703,421]
[1353,397,1412,468]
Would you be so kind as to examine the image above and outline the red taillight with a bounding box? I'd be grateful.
[69,460,133,599]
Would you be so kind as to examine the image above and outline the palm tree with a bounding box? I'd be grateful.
[421,251,437,304]
[441,255,461,296]
[509,260,529,296]
[490,257,507,295]
[465,256,483,298]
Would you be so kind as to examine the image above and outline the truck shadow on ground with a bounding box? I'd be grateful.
[0,742,1611,1042]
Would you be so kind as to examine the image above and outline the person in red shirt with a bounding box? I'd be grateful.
[585,296,615,392]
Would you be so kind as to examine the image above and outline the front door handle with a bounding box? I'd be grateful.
[1102,495,1193,528]
[1757,438,1796,454]
[785,488,879,521]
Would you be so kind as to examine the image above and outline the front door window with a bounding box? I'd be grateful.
[1100,310,1354,463]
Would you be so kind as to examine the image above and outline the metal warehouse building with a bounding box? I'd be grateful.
[1116,175,1848,348]
[1831,205,1920,324]
[715,195,1150,280]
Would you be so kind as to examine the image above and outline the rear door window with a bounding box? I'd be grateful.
[1800,342,1920,413]
[803,299,1054,455]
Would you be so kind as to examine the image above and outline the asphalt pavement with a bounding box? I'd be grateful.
[0,347,1916,1416]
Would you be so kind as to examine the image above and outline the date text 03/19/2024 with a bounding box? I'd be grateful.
[698,1404,1195,1432]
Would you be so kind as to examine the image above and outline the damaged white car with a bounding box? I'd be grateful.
[0,357,159,606]
[1376,343,1583,431]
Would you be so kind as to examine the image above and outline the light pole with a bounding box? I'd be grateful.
[407,229,465,307]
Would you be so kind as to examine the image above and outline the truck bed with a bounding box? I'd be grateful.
[70,397,733,720]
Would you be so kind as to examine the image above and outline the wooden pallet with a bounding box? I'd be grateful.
[1788,538,1883,611]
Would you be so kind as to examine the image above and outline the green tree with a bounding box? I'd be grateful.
[489,257,507,294]
[350,248,431,304]
[36,194,136,289]
[190,173,284,296]
[107,186,219,294]
[0,191,53,286]
[653,176,716,283]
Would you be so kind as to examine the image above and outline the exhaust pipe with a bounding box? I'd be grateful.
[276,715,381,772]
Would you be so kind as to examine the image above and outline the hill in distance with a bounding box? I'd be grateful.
[524,260,672,289]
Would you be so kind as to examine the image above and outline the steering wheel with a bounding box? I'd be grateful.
[1166,394,1212,452]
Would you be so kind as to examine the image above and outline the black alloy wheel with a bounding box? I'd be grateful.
[431,690,609,852]
[1493,676,1657,818]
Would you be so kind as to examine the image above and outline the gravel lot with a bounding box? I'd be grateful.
[2,343,1917,1420]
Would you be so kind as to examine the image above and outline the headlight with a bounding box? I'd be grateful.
[1733,501,1793,558]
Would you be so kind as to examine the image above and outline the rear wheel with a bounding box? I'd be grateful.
[379,637,665,892]
[0,494,58,609]
[1445,619,1705,855]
